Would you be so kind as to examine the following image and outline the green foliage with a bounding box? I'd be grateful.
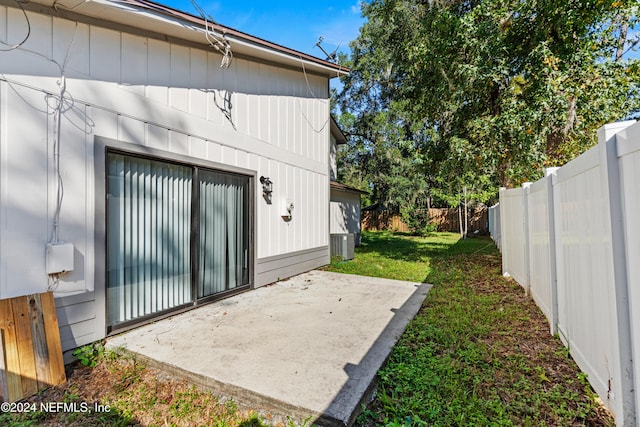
[0,410,47,427]
[336,110,430,212]
[337,0,640,204]
[73,341,105,367]
[286,415,314,427]
[400,205,431,235]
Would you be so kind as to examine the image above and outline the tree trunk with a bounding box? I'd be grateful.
[616,15,629,62]
[463,186,468,239]
[458,203,463,238]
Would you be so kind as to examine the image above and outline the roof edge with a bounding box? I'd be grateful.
[330,181,368,194]
[122,0,350,76]
[330,116,348,145]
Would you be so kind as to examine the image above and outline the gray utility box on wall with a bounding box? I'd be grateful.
[330,233,355,260]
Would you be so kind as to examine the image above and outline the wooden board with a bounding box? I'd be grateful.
[0,292,67,402]
[12,296,38,398]
[41,293,66,386]
[0,329,7,401]
[0,297,22,402]
[29,294,52,390]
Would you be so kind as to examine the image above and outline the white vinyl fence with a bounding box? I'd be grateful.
[488,203,501,250]
[493,120,640,426]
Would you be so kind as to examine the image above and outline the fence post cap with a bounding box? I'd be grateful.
[544,167,560,176]
[597,120,636,144]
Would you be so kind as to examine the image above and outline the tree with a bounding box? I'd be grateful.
[336,0,640,207]
[335,105,431,212]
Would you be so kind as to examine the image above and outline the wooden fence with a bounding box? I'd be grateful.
[362,207,488,233]
[0,292,66,402]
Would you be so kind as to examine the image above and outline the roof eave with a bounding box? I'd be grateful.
[29,0,350,78]
[330,116,348,145]
[330,181,368,195]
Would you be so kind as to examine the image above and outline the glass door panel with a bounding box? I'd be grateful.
[106,153,192,327]
[198,169,250,299]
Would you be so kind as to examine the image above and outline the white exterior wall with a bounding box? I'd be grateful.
[330,133,338,181]
[0,6,331,349]
[330,189,361,236]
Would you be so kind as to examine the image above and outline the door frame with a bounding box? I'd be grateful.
[94,136,255,336]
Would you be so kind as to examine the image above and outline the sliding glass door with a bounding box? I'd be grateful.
[106,151,251,330]
[198,170,250,300]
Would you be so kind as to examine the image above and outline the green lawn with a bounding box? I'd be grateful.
[323,231,463,282]
[325,231,613,427]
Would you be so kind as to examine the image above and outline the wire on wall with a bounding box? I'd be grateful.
[52,0,88,12]
[0,3,79,288]
[189,0,233,68]
[0,0,31,51]
[297,56,329,134]
[46,23,79,290]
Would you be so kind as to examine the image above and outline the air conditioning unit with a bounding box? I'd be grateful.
[330,233,355,260]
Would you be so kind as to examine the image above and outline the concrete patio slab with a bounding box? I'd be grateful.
[106,270,431,426]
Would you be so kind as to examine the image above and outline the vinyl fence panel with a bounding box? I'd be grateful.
[526,174,557,334]
[616,123,640,425]
[499,187,528,288]
[488,203,501,250]
[552,145,622,414]
[495,120,638,426]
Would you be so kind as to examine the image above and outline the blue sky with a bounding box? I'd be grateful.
[162,0,365,60]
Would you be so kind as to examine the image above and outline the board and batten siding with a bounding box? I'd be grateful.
[0,5,331,351]
[330,190,361,236]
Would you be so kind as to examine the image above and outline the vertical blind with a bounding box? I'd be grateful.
[106,152,251,328]
[198,171,249,299]
[107,154,193,325]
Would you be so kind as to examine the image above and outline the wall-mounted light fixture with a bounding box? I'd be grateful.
[260,176,273,197]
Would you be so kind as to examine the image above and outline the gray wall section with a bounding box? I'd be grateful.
[256,247,330,287]
[55,292,97,352]
[330,188,362,236]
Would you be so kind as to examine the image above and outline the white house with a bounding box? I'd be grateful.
[0,0,347,352]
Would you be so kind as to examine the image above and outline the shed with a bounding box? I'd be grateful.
[329,116,366,246]
[330,182,367,246]
[0,0,347,352]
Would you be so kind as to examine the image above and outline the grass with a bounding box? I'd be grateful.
[326,231,613,426]
[324,231,463,282]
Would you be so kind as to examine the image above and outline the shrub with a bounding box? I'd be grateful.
[400,206,432,235]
